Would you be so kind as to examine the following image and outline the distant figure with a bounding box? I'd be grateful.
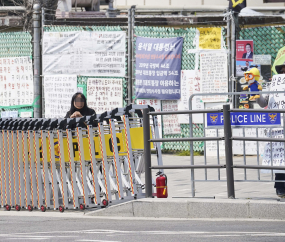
[242,43,253,59]
[65,92,95,118]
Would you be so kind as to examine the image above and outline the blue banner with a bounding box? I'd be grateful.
[135,37,183,100]
[207,112,281,127]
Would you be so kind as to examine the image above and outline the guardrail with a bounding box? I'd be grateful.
[143,102,285,199]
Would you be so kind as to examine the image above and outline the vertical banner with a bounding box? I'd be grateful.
[44,75,77,118]
[162,100,181,135]
[87,78,123,114]
[200,51,228,102]
[135,37,183,100]
[0,57,33,107]
[178,70,203,124]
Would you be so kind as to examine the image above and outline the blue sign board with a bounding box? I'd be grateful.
[135,37,183,100]
[207,112,281,127]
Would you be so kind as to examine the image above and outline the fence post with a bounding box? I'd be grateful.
[127,8,132,105]
[143,108,152,198]
[223,104,235,199]
[33,3,42,118]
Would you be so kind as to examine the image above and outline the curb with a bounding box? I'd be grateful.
[85,198,285,220]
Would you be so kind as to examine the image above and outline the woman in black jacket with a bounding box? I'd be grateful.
[65,92,95,118]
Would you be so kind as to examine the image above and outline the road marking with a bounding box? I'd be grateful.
[76,240,121,242]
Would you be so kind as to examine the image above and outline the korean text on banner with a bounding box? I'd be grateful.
[135,37,183,100]
[162,100,181,135]
[44,75,77,118]
[43,31,126,77]
[268,74,285,109]
[200,51,228,102]
[197,28,222,50]
[0,56,33,107]
[178,70,203,124]
[87,78,123,114]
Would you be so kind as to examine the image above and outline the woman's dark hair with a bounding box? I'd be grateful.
[68,92,89,115]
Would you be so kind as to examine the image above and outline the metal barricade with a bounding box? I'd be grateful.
[143,93,285,199]
[0,104,161,212]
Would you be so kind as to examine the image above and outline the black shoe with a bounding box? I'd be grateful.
[276,188,285,198]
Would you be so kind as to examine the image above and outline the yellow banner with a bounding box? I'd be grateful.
[198,27,221,50]
[38,127,153,162]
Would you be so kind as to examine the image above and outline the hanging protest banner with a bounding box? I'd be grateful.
[135,37,183,100]
[44,75,77,118]
[0,56,33,107]
[162,100,181,135]
[197,28,222,50]
[43,31,126,77]
[178,70,203,124]
[87,78,123,114]
[200,51,228,102]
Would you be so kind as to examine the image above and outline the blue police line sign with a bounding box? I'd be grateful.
[207,112,281,127]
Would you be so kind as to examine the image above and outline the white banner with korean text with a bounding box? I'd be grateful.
[162,100,181,135]
[43,31,126,77]
[87,78,123,114]
[0,56,33,107]
[44,75,77,118]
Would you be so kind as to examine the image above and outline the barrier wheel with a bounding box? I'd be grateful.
[102,199,108,207]
[41,205,46,212]
[5,205,11,211]
[59,206,64,213]
[15,205,21,211]
[28,205,33,212]
[79,204,85,210]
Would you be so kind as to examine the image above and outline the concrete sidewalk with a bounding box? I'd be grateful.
[86,154,285,220]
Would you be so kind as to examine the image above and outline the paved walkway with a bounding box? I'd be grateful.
[145,154,279,201]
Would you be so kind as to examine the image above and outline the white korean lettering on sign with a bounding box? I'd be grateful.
[162,100,181,135]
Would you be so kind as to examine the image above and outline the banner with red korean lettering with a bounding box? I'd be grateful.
[135,37,183,100]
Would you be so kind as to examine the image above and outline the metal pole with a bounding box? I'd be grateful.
[223,104,235,199]
[41,7,45,118]
[143,108,152,198]
[189,96,195,197]
[127,8,132,105]
[33,3,42,118]
[130,5,136,103]
[231,13,236,108]
[226,10,232,92]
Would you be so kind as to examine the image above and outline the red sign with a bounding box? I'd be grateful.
[236,40,254,61]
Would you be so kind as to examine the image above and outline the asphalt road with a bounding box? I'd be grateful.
[0,211,284,242]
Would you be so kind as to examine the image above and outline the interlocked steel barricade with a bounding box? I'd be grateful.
[0,104,161,212]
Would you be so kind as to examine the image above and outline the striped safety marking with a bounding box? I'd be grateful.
[97,123,109,201]
[40,131,47,207]
[16,131,21,207]
[27,132,34,206]
[7,131,12,205]
[47,131,56,209]
[87,126,98,204]
[33,132,41,208]
[76,127,86,204]
[122,116,135,195]
[108,121,121,199]
[57,130,65,208]
[66,130,76,208]
[0,131,3,206]
[22,132,28,208]
[12,132,17,206]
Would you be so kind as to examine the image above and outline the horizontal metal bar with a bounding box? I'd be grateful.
[150,165,226,169]
[233,165,285,170]
[194,180,285,182]
[150,137,224,142]
[149,109,222,115]
[230,109,285,113]
[232,136,285,142]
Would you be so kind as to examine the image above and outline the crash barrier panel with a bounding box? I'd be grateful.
[143,92,285,199]
[0,104,162,212]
